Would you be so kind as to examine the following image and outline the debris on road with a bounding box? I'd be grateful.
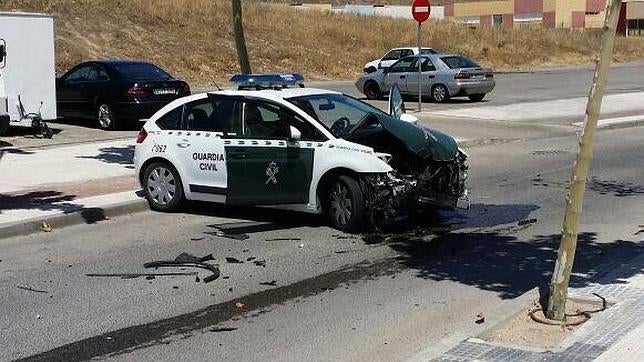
[517,218,538,226]
[204,228,249,241]
[144,252,220,283]
[40,221,52,232]
[210,327,238,332]
[234,301,245,309]
[246,257,256,261]
[332,234,357,240]
[226,257,243,264]
[253,260,266,268]
[86,272,197,279]
[298,243,304,248]
[16,285,48,293]
[475,312,485,324]
[259,280,277,286]
[265,237,301,241]
[190,237,204,241]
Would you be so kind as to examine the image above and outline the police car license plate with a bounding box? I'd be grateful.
[153,88,177,95]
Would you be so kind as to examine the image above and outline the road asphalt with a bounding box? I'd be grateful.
[1,63,644,361]
[1,126,642,361]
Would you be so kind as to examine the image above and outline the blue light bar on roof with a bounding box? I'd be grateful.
[230,73,304,89]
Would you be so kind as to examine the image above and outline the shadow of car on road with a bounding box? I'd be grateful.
[76,145,135,168]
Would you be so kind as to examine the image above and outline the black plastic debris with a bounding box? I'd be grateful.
[226,257,243,264]
[253,260,266,268]
[246,257,256,262]
[210,327,238,332]
[517,218,538,226]
[16,285,48,293]
[265,237,301,242]
[259,280,277,286]
[144,253,220,283]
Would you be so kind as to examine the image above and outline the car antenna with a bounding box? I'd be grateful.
[212,80,222,91]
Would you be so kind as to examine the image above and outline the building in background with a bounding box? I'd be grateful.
[444,0,644,34]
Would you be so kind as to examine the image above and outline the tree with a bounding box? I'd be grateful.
[546,0,623,321]
[232,0,251,74]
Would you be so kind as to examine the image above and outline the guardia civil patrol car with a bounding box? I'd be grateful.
[134,74,468,231]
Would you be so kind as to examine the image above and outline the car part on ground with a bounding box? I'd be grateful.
[144,252,220,283]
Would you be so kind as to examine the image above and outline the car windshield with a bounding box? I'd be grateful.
[287,93,387,138]
[421,48,437,54]
[112,63,174,81]
[440,56,480,69]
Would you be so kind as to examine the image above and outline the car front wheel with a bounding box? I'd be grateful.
[143,162,184,212]
[326,175,366,232]
[364,81,383,100]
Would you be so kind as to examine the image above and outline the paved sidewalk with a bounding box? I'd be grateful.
[432,251,644,362]
[0,139,139,231]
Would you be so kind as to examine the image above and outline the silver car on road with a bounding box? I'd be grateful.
[355,54,495,103]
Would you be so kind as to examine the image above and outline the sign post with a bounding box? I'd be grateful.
[412,0,430,113]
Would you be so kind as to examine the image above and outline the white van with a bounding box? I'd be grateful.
[0,12,56,135]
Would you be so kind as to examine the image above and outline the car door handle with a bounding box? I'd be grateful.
[428,75,435,79]
[229,152,248,159]
[177,140,191,148]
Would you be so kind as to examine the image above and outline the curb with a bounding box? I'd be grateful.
[0,197,148,241]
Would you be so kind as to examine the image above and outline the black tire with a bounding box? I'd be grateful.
[431,84,450,103]
[325,175,366,232]
[97,103,118,130]
[364,81,383,100]
[142,161,184,212]
[469,94,486,102]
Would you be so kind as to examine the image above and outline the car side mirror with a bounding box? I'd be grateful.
[289,126,301,141]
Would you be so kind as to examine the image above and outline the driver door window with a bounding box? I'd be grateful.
[242,102,323,141]
[388,58,417,73]
[64,66,91,83]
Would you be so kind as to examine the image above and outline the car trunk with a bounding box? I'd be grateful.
[124,80,189,102]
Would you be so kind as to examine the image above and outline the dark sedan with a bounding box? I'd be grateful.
[56,60,190,130]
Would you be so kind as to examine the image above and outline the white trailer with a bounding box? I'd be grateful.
[0,12,56,136]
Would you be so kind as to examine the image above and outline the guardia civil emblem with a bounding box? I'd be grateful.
[266,161,279,185]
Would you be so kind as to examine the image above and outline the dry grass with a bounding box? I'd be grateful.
[1,0,643,85]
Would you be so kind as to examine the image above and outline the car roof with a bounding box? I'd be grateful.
[207,87,341,101]
[91,60,154,66]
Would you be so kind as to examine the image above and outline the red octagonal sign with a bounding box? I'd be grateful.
[412,0,431,23]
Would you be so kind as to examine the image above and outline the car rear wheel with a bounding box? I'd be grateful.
[431,84,450,103]
[364,81,383,100]
[143,162,184,212]
[97,103,118,130]
[325,175,366,232]
[469,94,486,102]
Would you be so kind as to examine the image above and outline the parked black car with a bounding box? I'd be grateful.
[56,60,190,130]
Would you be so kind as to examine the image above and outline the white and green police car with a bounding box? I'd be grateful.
[134,74,468,231]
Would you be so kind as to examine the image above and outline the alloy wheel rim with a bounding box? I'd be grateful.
[434,86,446,101]
[329,182,352,226]
[147,166,176,205]
[98,104,112,128]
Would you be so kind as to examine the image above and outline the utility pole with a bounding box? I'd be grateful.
[231,0,252,74]
[546,0,623,321]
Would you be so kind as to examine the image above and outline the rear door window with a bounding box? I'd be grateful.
[156,107,183,130]
[64,66,92,83]
[184,97,239,133]
[382,50,402,61]
[113,63,174,81]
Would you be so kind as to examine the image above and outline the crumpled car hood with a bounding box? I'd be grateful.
[374,113,458,161]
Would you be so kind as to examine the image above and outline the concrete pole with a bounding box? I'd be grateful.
[232,0,252,74]
[546,0,623,321]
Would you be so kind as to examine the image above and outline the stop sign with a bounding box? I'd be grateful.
[412,0,431,23]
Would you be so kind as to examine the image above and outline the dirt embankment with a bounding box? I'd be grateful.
[3,0,644,85]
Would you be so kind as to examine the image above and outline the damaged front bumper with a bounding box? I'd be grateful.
[361,152,469,226]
